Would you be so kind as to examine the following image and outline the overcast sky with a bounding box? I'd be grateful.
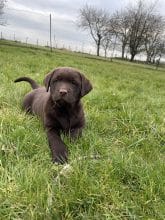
[1,0,165,54]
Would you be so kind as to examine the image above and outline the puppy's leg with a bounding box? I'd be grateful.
[46,127,68,164]
[69,127,83,140]
[22,93,34,113]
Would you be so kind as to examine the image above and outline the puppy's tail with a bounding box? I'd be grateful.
[14,77,39,89]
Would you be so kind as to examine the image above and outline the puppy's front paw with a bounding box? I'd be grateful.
[53,150,68,165]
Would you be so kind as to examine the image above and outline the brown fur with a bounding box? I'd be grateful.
[14,67,92,164]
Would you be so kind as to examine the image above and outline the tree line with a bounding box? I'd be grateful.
[1,0,164,63]
[78,0,165,63]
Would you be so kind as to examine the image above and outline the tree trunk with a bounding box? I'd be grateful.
[97,43,100,56]
[104,48,107,58]
[146,54,151,63]
[121,44,125,59]
[130,53,136,62]
[96,36,101,56]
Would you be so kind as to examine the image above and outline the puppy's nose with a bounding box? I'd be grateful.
[59,89,68,96]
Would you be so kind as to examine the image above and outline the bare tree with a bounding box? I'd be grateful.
[0,0,6,25]
[110,10,130,59]
[78,4,109,56]
[101,31,113,58]
[127,0,157,61]
[151,38,165,64]
[144,14,165,63]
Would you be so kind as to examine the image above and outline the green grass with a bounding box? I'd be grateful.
[0,40,165,219]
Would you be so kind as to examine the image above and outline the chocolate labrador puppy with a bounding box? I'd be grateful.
[14,67,92,164]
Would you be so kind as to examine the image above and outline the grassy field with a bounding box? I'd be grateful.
[0,40,165,219]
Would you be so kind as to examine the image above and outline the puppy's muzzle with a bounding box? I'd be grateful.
[59,89,68,96]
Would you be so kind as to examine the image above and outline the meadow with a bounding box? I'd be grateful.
[0,40,165,219]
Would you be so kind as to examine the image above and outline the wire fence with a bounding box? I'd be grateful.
[1,7,99,55]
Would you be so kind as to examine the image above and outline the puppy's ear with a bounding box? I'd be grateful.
[79,73,93,97]
[44,71,54,92]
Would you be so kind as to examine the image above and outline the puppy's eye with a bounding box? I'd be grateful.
[71,80,77,85]
[52,79,58,83]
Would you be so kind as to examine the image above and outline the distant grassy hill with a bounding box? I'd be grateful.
[0,40,165,219]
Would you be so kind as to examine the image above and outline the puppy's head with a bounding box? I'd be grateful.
[44,67,92,106]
